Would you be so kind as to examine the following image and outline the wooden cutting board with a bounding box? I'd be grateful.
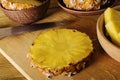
[0,0,120,80]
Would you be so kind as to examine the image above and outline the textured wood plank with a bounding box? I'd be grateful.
[0,0,120,80]
[0,54,26,80]
[0,11,120,80]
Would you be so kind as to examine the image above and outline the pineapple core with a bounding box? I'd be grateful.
[30,29,93,69]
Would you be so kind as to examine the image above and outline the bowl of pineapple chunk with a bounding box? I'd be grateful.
[97,6,120,62]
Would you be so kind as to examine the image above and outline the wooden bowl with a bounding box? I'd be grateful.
[57,0,115,16]
[97,9,120,62]
[0,0,50,24]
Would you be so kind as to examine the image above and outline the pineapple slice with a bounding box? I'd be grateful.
[104,8,120,46]
[30,29,93,72]
[104,8,120,23]
[105,21,120,46]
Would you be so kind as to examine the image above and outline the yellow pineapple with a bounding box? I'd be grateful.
[104,8,120,46]
[104,8,120,23]
[29,29,93,77]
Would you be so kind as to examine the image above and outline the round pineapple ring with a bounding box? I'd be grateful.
[30,29,93,76]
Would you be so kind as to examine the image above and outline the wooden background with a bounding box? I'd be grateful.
[0,0,120,80]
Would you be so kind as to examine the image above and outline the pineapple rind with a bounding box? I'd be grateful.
[30,29,93,70]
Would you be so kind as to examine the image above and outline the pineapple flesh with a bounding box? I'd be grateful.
[30,29,93,71]
[104,8,120,46]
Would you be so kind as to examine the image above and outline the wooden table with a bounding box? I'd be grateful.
[0,0,120,80]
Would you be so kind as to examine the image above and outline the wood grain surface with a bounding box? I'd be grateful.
[0,54,26,80]
[0,0,120,80]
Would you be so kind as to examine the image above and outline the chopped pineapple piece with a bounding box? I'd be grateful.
[104,8,120,46]
[104,8,120,24]
[105,22,120,46]
[30,29,93,70]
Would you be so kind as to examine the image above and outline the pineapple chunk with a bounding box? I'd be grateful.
[104,8,120,46]
[30,29,93,70]
[104,8,120,23]
[105,22,120,46]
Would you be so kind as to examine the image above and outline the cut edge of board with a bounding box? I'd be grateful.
[0,48,32,80]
